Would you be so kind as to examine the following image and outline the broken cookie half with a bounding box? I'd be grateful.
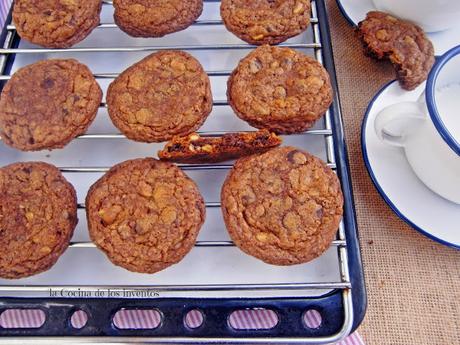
[357,11,435,91]
[158,130,282,164]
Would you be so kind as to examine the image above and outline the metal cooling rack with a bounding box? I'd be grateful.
[0,0,366,343]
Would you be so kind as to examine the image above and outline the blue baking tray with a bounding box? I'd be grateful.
[0,0,366,343]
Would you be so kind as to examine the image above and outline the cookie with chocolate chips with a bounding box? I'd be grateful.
[113,0,203,37]
[86,158,205,274]
[221,0,311,45]
[221,146,343,265]
[0,59,102,151]
[358,11,435,90]
[12,0,102,48]
[228,45,333,134]
[158,130,282,164]
[0,162,78,279]
[107,51,212,143]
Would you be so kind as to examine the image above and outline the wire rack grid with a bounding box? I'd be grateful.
[0,0,365,343]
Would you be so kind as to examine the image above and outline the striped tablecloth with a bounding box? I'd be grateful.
[0,1,364,343]
[0,0,9,28]
[0,307,364,344]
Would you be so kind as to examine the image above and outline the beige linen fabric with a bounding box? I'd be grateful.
[324,1,460,344]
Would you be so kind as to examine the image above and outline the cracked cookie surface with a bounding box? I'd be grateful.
[0,162,77,279]
[221,0,311,45]
[228,45,333,134]
[107,51,212,143]
[12,0,101,48]
[86,158,206,274]
[113,0,203,37]
[221,146,343,265]
[0,59,102,151]
[358,11,435,91]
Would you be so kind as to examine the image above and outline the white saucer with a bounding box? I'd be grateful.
[336,0,460,56]
[362,80,460,248]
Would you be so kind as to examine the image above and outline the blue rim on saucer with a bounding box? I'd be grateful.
[361,80,460,249]
[335,0,356,27]
[426,44,460,156]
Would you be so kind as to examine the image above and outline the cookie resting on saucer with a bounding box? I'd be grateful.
[358,11,435,91]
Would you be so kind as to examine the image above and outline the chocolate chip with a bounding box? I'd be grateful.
[316,207,323,218]
[43,78,55,89]
[287,150,307,164]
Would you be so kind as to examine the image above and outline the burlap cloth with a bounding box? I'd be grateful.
[324,1,460,344]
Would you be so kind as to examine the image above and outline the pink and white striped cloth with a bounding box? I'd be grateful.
[0,0,363,343]
[0,308,364,344]
[0,0,9,31]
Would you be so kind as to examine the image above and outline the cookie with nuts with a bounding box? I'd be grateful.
[221,146,343,265]
[86,158,206,274]
[158,130,282,164]
[12,0,102,48]
[227,45,333,134]
[0,59,102,151]
[113,0,203,38]
[107,51,213,142]
[221,0,311,45]
[0,162,78,279]
[358,11,435,90]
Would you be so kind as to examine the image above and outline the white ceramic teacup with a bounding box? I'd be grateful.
[372,0,460,32]
[374,45,460,204]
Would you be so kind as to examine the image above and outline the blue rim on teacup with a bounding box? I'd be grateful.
[426,44,460,156]
[361,80,460,249]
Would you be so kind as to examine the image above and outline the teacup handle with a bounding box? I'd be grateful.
[374,102,426,147]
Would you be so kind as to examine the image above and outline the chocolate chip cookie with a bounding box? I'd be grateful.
[158,130,282,164]
[0,162,78,279]
[113,0,203,37]
[221,0,311,45]
[0,59,102,151]
[221,146,343,265]
[107,51,212,143]
[12,0,102,48]
[358,11,435,91]
[228,45,333,134]
[86,158,206,274]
